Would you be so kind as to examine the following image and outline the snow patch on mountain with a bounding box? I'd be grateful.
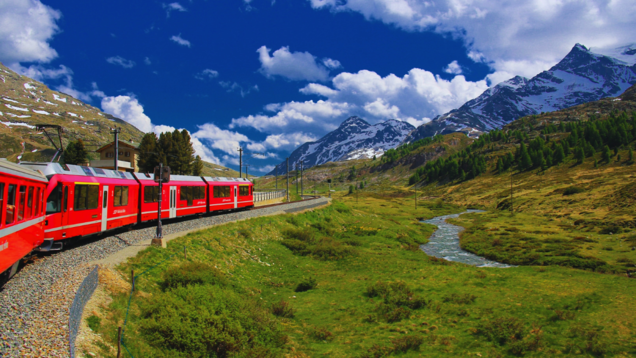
[405,44,636,143]
[266,117,414,175]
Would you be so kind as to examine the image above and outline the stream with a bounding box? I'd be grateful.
[420,210,513,268]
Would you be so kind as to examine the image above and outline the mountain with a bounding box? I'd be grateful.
[266,116,414,175]
[0,62,145,162]
[0,62,236,175]
[404,44,636,142]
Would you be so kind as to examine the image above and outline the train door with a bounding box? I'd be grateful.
[101,185,109,231]
[233,185,237,209]
[61,184,70,232]
[169,186,177,218]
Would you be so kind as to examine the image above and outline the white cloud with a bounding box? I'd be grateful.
[195,69,219,80]
[230,100,350,132]
[264,132,318,149]
[257,46,336,82]
[443,60,462,75]
[219,81,258,97]
[363,98,400,118]
[323,58,342,69]
[254,165,275,173]
[106,56,135,69]
[144,57,152,65]
[192,123,250,156]
[101,95,153,132]
[170,34,191,47]
[309,0,636,81]
[163,2,186,17]
[0,0,61,66]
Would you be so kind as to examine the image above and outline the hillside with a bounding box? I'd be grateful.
[0,62,238,176]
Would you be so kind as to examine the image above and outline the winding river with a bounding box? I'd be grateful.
[420,210,513,268]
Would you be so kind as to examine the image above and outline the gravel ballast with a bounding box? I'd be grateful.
[0,197,329,358]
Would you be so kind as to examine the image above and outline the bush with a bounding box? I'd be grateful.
[86,315,101,331]
[476,317,526,346]
[271,300,295,318]
[310,327,333,341]
[139,285,287,357]
[312,238,354,260]
[160,262,227,291]
[281,227,314,242]
[366,281,427,322]
[295,277,317,292]
[391,335,424,353]
[563,186,585,196]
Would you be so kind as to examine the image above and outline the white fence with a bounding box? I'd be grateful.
[254,190,286,203]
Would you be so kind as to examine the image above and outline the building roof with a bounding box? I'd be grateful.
[96,139,139,153]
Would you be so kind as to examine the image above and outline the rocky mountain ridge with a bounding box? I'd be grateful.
[404,44,636,142]
[266,116,414,175]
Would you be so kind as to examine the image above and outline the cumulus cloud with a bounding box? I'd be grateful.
[170,34,191,47]
[309,0,636,82]
[230,100,351,132]
[191,123,250,156]
[106,56,135,69]
[101,95,153,133]
[144,57,152,65]
[443,60,463,75]
[254,165,275,173]
[0,0,61,67]
[163,2,186,17]
[257,46,337,82]
[195,69,219,80]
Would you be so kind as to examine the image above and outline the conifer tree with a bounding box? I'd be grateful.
[519,142,532,170]
[193,155,204,176]
[574,146,585,164]
[554,144,565,164]
[496,158,504,174]
[63,139,88,165]
[629,148,633,163]
[602,145,611,163]
[137,133,159,173]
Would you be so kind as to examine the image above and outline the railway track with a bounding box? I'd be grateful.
[0,197,329,358]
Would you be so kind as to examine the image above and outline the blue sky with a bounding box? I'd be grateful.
[2,0,635,173]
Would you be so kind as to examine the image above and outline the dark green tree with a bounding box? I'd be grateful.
[192,155,204,176]
[137,133,159,173]
[574,146,585,164]
[554,144,565,164]
[602,145,611,163]
[519,142,532,170]
[63,139,88,165]
[629,148,633,163]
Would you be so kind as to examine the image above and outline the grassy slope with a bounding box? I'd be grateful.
[87,194,636,357]
[0,62,233,172]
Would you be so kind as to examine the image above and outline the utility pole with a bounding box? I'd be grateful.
[415,185,417,209]
[111,127,121,171]
[244,164,250,180]
[295,163,299,195]
[286,158,289,202]
[300,160,304,197]
[237,147,243,178]
[275,165,278,191]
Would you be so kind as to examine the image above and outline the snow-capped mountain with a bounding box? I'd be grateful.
[405,44,636,142]
[266,117,414,175]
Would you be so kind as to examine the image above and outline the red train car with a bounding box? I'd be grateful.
[20,162,139,251]
[134,173,208,221]
[0,159,48,283]
[204,176,254,211]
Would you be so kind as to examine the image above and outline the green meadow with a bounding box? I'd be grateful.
[86,193,636,357]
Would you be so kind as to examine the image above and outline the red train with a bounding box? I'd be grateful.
[0,161,254,283]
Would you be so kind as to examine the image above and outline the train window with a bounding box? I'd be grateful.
[17,186,26,221]
[197,186,205,199]
[144,186,159,203]
[26,187,33,219]
[74,184,99,211]
[63,186,68,212]
[35,188,40,216]
[6,184,16,225]
[239,186,249,196]
[0,183,4,225]
[46,183,62,214]
[114,186,129,206]
[213,186,231,198]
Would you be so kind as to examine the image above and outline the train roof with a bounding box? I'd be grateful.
[204,177,252,184]
[133,172,205,183]
[18,162,136,180]
[0,159,48,183]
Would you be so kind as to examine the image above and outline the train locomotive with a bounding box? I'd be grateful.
[0,161,253,284]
